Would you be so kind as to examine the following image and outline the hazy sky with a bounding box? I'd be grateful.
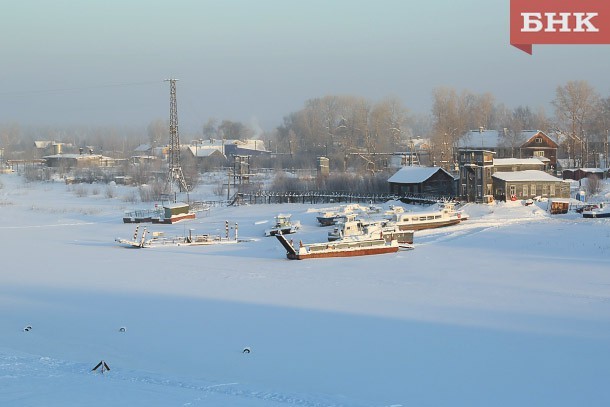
[2,0,609,133]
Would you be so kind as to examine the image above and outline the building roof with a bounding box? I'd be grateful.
[227,139,267,152]
[459,129,557,150]
[578,168,605,173]
[187,146,225,158]
[493,158,546,166]
[521,130,559,145]
[492,170,564,182]
[43,154,107,160]
[34,141,53,149]
[459,130,502,149]
[387,166,453,184]
[134,143,151,152]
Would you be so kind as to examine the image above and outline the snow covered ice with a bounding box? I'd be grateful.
[1,173,610,406]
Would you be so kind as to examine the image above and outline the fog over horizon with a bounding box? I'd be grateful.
[2,1,610,134]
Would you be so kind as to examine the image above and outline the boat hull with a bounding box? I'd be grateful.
[381,230,414,244]
[316,216,337,226]
[583,211,610,218]
[396,218,461,231]
[289,244,398,260]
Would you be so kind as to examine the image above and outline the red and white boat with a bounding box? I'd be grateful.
[275,233,399,260]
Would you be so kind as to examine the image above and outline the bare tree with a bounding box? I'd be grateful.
[584,174,602,196]
[202,118,218,140]
[552,80,600,166]
[147,119,167,149]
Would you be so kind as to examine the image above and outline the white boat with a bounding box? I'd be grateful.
[316,204,369,226]
[388,202,465,231]
[264,214,301,236]
[328,216,414,244]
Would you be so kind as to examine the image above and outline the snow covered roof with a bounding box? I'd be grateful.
[493,158,546,166]
[34,140,52,149]
[187,146,225,158]
[492,170,564,182]
[459,130,504,149]
[388,166,452,184]
[227,139,267,152]
[578,168,605,173]
[43,153,108,160]
[460,129,557,150]
[134,143,151,152]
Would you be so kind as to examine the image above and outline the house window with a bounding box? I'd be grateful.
[534,151,545,157]
[550,184,556,196]
[476,185,482,197]
[535,137,542,143]
[542,184,548,195]
[523,185,528,197]
[509,185,516,197]
[531,184,536,196]
[486,184,493,195]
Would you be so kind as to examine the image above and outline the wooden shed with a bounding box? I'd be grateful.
[387,166,456,197]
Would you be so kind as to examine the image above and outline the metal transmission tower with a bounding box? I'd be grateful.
[165,78,189,195]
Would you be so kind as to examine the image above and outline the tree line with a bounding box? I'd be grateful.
[2,80,609,171]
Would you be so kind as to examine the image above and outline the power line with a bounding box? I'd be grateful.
[0,80,161,97]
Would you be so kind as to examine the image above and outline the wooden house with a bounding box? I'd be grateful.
[491,170,570,201]
[387,166,456,196]
[519,130,558,170]
[458,150,495,203]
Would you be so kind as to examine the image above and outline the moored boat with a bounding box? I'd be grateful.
[328,216,414,244]
[116,221,242,248]
[265,214,301,236]
[275,233,399,260]
[315,204,370,226]
[388,202,465,231]
[582,203,610,218]
[123,202,195,224]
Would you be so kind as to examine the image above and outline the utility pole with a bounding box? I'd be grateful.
[165,78,189,198]
[604,129,610,169]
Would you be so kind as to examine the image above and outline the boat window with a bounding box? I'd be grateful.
[419,217,426,221]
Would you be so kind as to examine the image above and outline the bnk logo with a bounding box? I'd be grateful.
[510,0,610,54]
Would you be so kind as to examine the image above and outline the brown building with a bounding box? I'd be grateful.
[519,130,558,170]
[458,149,495,203]
[387,166,456,196]
[492,170,570,201]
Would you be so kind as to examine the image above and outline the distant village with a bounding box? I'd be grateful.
[1,81,608,206]
[1,127,607,207]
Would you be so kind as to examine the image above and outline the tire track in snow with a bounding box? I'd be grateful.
[0,351,363,407]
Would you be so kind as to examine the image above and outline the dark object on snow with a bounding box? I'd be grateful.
[242,347,251,354]
[118,327,127,332]
[23,325,32,332]
[92,360,110,373]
